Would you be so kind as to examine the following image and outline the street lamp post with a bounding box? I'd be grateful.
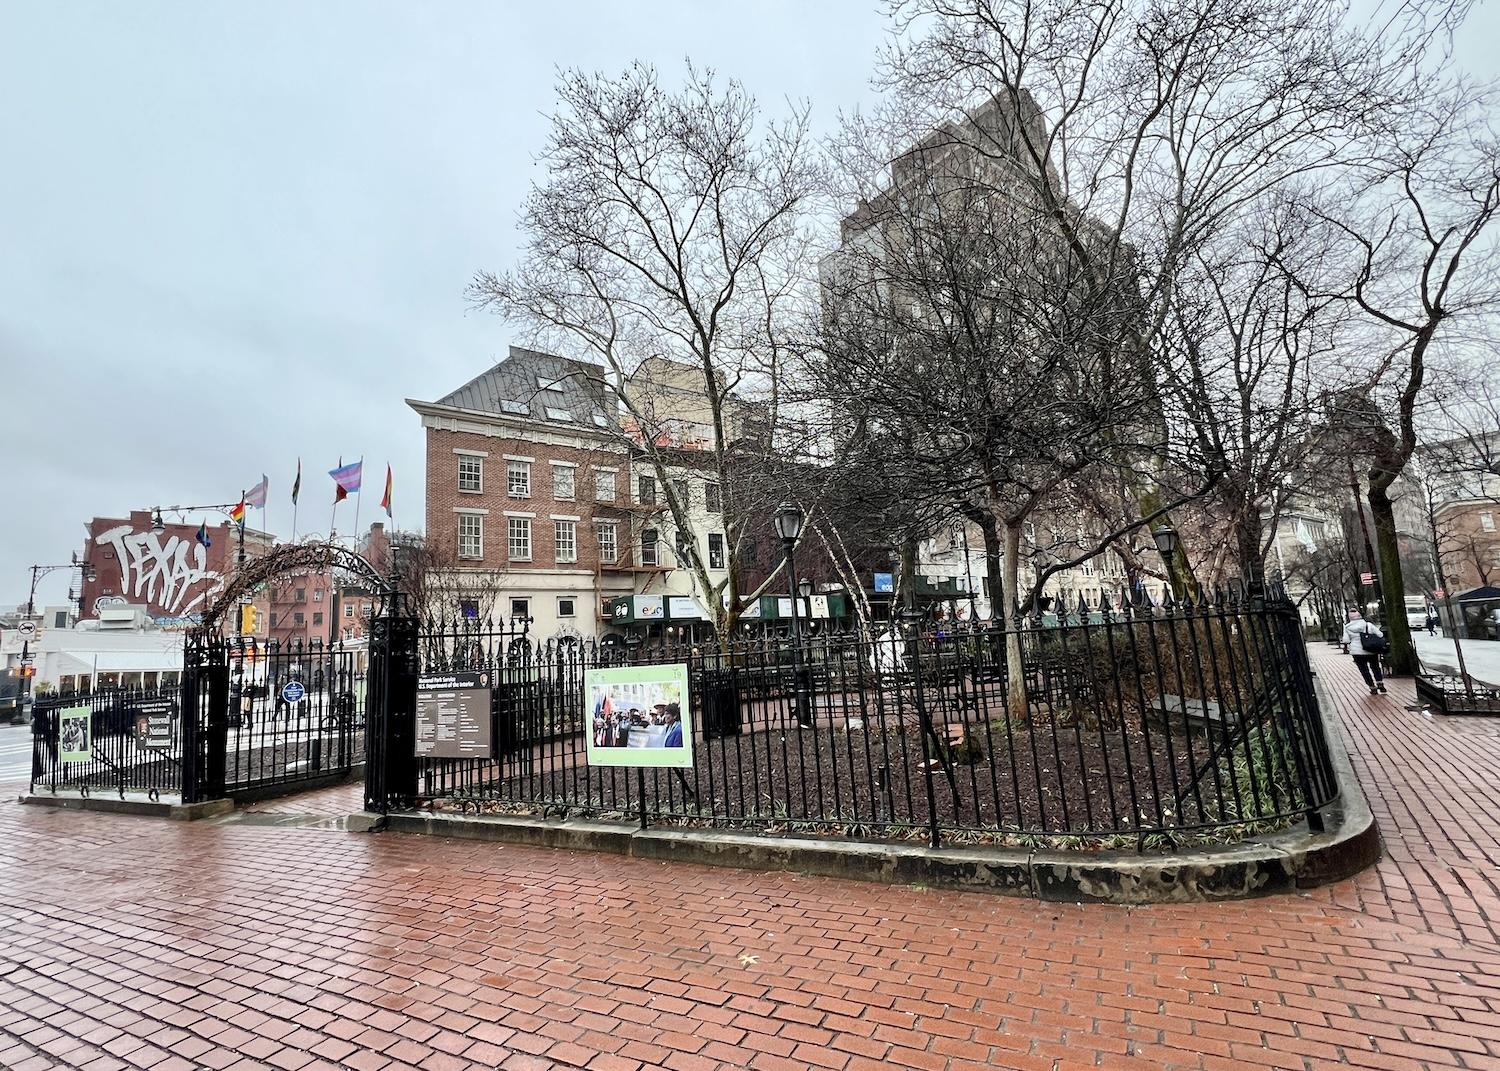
[13,555,96,725]
[1151,524,1180,602]
[773,502,812,728]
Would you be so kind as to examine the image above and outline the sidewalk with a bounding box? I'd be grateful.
[0,646,1497,1071]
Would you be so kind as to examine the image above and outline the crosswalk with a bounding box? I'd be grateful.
[0,724,35,786]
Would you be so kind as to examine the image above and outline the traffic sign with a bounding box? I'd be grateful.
[1433,588,1446,599]
[16,620,37,640]
[280,680,306,704]
[1360,572,1376,585]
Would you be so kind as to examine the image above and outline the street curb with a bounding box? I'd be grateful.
[382,697,1379,904]
[18,793,234,821]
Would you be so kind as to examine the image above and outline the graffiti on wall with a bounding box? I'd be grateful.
[96,525,223,615]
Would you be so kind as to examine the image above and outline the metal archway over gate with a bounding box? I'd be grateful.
[180,540,396,803]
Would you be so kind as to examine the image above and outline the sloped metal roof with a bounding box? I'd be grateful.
[436,347,614,428]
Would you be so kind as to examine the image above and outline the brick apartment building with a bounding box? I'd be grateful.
[409,348,645,639]
[265,523,390,646]
[413,347,867,641]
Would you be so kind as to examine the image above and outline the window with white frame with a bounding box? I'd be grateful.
[595,469,616,502]
[507,460,530,498]
[1483,511,1496,533]
[557,597,576,618]
[641,528,659,566]
[554,520,577,563]
[708,532,725,570]
[510,597,530,619]
[553,464,575,500]
[596,521,618,563]
[638,474,656,504]
[458,514,483,560]
[458,454,483,493]
[508,517,531,561]
[705,482,721,513]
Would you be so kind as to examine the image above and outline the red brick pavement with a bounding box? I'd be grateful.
[1,643,1498,1071]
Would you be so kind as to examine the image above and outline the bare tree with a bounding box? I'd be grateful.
[469,63,821,645]
[1310,118,1500,673]
[1161,196,1343,581]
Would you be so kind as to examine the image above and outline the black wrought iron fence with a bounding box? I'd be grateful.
[370,585,1337,847]
[30,686,184,801]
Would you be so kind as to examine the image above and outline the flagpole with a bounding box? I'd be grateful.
[351,455,363,549]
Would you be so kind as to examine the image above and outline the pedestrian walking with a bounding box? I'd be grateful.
[1426,608,1439,636]
[1341,609,1389,695]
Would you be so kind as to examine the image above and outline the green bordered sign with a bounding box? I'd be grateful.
[583,663,693,769]
[58,706,92,762]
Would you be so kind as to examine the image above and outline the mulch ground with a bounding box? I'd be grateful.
[420,695,1290,843]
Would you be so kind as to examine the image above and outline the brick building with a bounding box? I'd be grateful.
[266,523,390,646]
[409,347,643,640]
[79,510,272,633]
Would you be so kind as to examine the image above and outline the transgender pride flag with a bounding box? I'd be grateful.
[330,459,363,503]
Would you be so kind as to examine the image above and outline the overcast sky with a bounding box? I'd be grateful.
[2,1,1495,609]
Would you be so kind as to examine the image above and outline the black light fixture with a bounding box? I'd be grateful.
[798,577,813,599]
[1151,523,1179,560]
[772,501,803,545]
[151,509,166,533]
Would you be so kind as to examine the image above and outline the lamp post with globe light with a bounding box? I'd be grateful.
[772,502,813,728]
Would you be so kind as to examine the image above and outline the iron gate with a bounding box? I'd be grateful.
[181,632,367,802]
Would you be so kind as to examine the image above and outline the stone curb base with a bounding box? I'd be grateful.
[375,676,1378,905]
[19,794,233,821]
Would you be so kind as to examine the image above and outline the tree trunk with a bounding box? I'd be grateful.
[1367,482,1418,675]
[978,512,1003,616]
[1002,519,1027,723]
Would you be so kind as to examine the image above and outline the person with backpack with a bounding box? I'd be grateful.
[1341,609,1388,695]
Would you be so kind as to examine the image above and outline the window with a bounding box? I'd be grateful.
[294,612,305,626]
[53,611,68,628]
[705,482,721,513]
[270,613,279,629]
[362,605,372,618]
[558,597,576,618]
[553,465,575,500]
[313,611,324,626]
[508,517,532,560]
[638,475,656,504]
[508,460,531,498]
[1483,512,1496,533]
[672,479,690,506]
[295,588,306,603]
[459,599,479,619]
[641,528,660,566]
[596,521,618,563]
[458,514,483,560]
[708,532,725,570]
[510,598,530,620]
[595,469,616,502]
[313,588,323,602]
[458,454,483,493]
[344,604,354,618]
[555,520,577,563]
